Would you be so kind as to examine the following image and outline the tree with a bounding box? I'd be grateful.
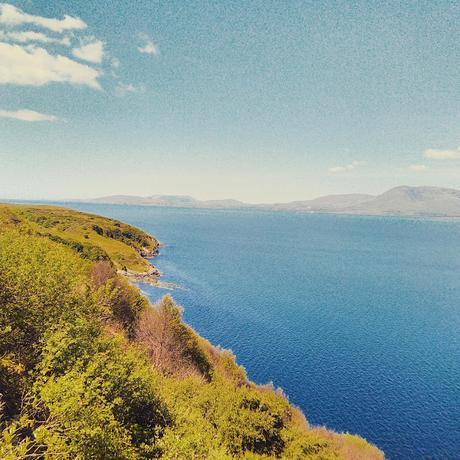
[136,296,212,379]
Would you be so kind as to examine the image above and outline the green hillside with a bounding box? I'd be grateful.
[0,204,158,273]
[0,204,384,459]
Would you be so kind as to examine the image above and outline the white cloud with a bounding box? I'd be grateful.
[424,146,460,160]
[0,30,71,46]
[0,42,101,89]
[328,160,366,173]
[115,82,144,96]
[72,39,104,63]
[0,3,86,33]
[138,34,158,55]
[0,108,58,122]
[408,164,428,172]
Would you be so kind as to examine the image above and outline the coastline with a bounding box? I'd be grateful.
[0,202,386,458]
[121,243,180,290]
[117,223,386,458]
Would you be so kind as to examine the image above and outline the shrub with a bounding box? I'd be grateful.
[27,320,171,458]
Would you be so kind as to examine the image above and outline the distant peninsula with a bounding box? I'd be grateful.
[89,186,460,218]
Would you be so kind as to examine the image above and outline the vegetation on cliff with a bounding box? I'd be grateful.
[0,204,158,273]
[0,204,384,459]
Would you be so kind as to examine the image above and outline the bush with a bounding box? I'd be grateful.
[28,320,171,458]
[0,232,91,418]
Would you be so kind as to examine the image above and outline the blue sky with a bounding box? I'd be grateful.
[0,0,459,202]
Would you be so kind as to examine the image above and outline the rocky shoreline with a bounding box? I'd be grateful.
[121,243,180,290]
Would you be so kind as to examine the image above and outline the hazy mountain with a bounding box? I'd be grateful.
[200,198,250,208]
[267,194,375,211]
[90,186,460,217]
[91,194,250,209]
[344,186,460,216]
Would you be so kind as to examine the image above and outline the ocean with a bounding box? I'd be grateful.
[65,203,460,459]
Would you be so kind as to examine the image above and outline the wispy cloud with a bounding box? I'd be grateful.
[328,160,366,173]
[0,30,71,46]
[72,38,104,64]
[0,108,58,122]
[115,82,144,97]
[0,42,101,89]
[424,146,460,160]
[0,3,147,115]
[408,164,428,172]
[138,33,158,55]
[0,3,86,33]
[0,4,102,90]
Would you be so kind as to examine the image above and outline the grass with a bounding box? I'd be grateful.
[0,203,158,273]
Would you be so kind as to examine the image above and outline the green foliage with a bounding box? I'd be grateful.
[157,376,344,459]
[92,223,156,254]
[0,230,170,458]
[29,320,170,459]
[0,204,158,272]
[42,232,111,262]
[0,230,91,418]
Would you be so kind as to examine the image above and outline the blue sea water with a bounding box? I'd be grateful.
[66,203,460,459]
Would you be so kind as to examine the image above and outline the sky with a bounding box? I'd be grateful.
[0,0,459,202]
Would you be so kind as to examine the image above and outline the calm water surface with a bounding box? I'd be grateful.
[65,203,460,460]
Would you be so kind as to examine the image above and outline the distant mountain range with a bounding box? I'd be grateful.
[89,186,460,217]
[90,194,250,209]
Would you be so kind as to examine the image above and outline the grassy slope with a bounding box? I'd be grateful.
[0,204,384,459]
[0,203,157,273]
